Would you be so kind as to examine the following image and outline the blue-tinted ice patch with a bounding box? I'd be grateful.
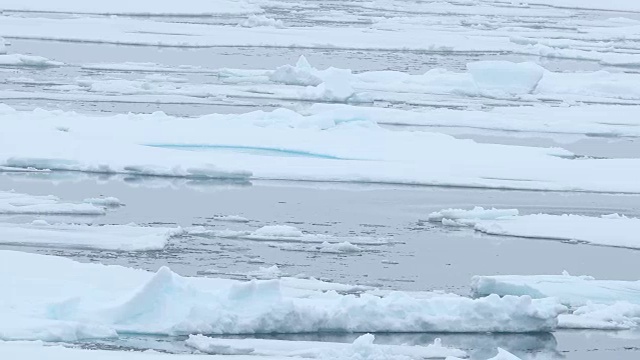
[146,144,346,160]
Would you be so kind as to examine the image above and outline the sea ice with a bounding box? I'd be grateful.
[471,273,640,307]
[472,273,640,329]
[0,250,565,342]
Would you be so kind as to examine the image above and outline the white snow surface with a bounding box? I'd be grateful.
[430,208,640,249]
[0,250,566,342]
[0,190,105,215]
[0,220,184,251]
[185,333,467,359]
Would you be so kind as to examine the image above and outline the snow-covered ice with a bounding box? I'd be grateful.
[0,250,566,342]
[0,190,105,215]
[185,333,467,359]
[0,220,184,251]
[429,208,640,249]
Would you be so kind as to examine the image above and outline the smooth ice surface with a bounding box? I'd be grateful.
[430,208,640,249]
[185,333,468,359]
[0,250,566,342]
[0,190,105,215]
[0,220,183,251]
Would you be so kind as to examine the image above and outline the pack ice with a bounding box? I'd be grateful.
[0,250,566,342]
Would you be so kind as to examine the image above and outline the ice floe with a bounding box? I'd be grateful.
[0,250,566,342]
[3,105,640,193]
[0,190,105,215]
[472,273,640,330]
[447,348,521,360]
[239,15,285,28]
[185,333,467,359]
[471,273,640,307]
[0,220,184,251]
[430,207,640,249]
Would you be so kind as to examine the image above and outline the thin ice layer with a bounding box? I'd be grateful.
[0,250,565,342]
[0,190,105,215]
[185,333,467,359]
[0,220,184,251]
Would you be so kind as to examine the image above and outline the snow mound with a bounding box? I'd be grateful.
[0,221,184,251]
[239,15,284,28]
[186,333,467,359]
[0,190,105,215]
[430,207,640,249]
[0,250,565,341]
[270,55,324,86]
